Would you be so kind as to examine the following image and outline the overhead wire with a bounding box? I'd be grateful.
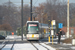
[33,0,38,6]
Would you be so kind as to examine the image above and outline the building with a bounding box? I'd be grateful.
[61,27,75,35]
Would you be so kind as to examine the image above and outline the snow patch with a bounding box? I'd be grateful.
[71,47,75,49]
[40,43,56,50]
[58,47,69,49]
[6,35,26,40]
[33,43,47,50]
[63,43,72,45]
[2,44,13,50]
[0,44,4,48]
[12,43,36,50]
[44,42,58,45]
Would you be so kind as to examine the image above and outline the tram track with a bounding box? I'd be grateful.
[0,40,16,50]
[28,40,50,50]
[10,40,16,50]
[30,41,38,50]
[0,39,50,50]
[0,40,9,50]
[37,41,49,50]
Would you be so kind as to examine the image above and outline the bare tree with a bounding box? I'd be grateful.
[0,23,13,31]
[0,2,21,31]
[23,4,30,26]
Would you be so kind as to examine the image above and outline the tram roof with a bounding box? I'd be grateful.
[27,21,39,23]
[39,23,48,26]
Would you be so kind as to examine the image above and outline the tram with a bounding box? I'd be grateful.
[26,21,56,40]
[26,21,43,40]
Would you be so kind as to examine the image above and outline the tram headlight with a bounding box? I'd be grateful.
[27,34,29,37]
[27,34,39,37]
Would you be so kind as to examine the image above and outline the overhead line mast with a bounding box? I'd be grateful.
[30,0,32,21]
[21,0,23,41]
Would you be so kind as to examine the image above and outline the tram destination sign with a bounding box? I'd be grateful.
[29,24,37,26]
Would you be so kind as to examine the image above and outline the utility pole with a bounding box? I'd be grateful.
[34,17,35,21]
[48,20,50,42]
[9,0,10,17]
[21,0,23,41]
[30,0,32,21]
[67,0,69,38]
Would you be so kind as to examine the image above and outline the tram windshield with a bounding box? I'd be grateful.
[27,23,39,34]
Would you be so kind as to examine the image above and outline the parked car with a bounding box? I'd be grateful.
[0,35,5,40]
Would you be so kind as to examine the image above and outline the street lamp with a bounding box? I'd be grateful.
[21,0,23,41]
[30,0,32,21]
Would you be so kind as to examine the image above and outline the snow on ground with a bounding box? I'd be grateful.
[12,43,36,50]
[58,47,69,49]
[44,42,58,45]
[6,35,26,40]
[71,47,75,49]
[2,44,13,50]
[0,44,4,48]
[56,37,66,40]
[1,35,69,50]
[0,43,57,50]
[40,43,56,50]
[13,43,56,50]
[63,43,72,45]
[33,43,47,50]
[56,35,66,40]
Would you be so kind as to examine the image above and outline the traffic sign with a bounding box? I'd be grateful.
[12,32,14,35]
[58,23,63,28]
[51,30,54,35]
[51,20,56,25]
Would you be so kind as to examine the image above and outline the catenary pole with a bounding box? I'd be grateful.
[21,0,23,41]
[30,0,32,21]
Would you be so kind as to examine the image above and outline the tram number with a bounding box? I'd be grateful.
[32,34,34,38]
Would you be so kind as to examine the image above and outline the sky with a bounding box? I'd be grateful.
[0,0,75,6]
[0,0,46,6]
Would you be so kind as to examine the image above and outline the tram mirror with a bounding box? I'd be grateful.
[37,30,39,32]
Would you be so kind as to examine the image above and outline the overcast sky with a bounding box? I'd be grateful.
[0,0,75,6]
